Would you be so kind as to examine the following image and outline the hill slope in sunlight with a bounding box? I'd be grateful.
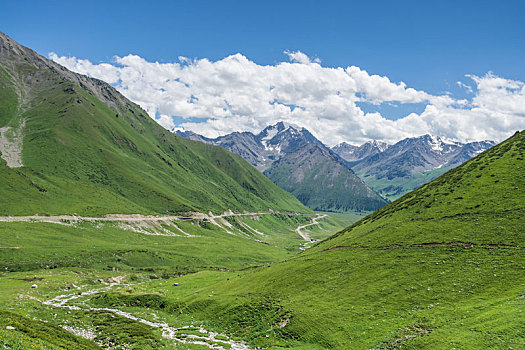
[0,32,307,216]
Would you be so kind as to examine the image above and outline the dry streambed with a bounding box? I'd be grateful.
[42,282,250,349]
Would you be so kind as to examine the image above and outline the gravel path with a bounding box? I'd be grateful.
[0,210,303,224]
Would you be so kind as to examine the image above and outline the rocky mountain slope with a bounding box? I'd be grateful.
[264,143,387,211]
[176,121,322,171]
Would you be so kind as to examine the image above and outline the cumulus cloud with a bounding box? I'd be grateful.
[49,50,525,145]
[48,53,121,84]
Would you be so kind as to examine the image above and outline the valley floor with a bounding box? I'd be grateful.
[0,210,351,349]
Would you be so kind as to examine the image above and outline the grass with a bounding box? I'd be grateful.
[138,246,523,348]
[317,210,372,228]
[63,243,523,348]
[0,309,99,349]
[0,212,335,273]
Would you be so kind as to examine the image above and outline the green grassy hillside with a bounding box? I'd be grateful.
[355,166,454,202]
[114,130,523,348]
[0,33,307,216]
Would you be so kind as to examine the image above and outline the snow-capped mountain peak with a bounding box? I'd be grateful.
[332,139,390,162]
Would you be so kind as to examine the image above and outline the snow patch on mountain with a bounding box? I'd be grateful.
[428,135,444,152]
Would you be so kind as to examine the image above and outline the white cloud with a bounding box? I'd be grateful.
[284,50,320,64]
[48,53,121,84]
[50,51,525,146]
[156,114,176,130]
[468,72,525,116]
[456,81,473,94]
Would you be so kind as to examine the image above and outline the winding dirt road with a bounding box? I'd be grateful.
[295,214,327,241]
[0,211,276,224]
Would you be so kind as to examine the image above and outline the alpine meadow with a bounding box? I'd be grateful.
[1,2,524,349]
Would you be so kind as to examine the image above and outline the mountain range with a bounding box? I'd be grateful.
[176,121,323,171]
[331,139,390,163]
[177,123,388,212]
[346,135,496,200]
[177,124,495,208]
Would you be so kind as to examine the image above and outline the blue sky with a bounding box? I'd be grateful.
[3,0,524,93]
[2,0,525,144]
